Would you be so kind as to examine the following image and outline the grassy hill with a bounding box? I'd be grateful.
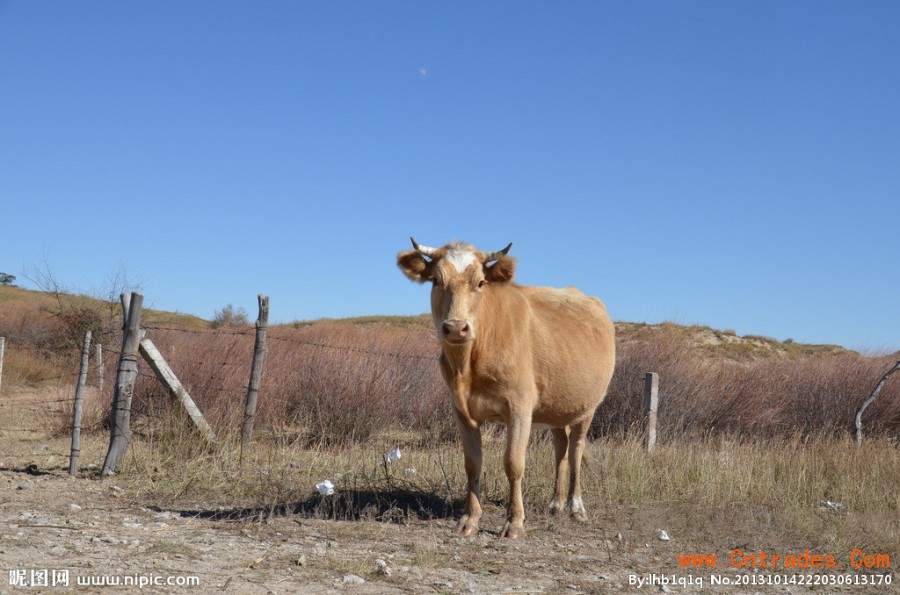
[1,283,860,363]
[0,284,210,329]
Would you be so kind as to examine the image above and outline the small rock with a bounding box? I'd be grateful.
[657,529,670,542]
[289,461,302,468]
[375,558,391,576]
[567,585,579,590]
[819,500,844,512]
[109,485,124,493]
[342,574,365,585]
[295,554,307,567]
[37,444,49,452]
[68,503,82,512]
[17,481,34,491]
[660,585,671,593]
[434,580,453,588]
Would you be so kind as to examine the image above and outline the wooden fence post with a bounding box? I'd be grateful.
[139,337,216,443]
[101,292,143,476]
[241,295,269,450]
[0,336,5,392]
[855,360,900,446]
[69,330,92,476]
[95,343,104,396]
[643,372,659,452]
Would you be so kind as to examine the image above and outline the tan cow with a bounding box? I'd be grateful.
[397,238,616,538]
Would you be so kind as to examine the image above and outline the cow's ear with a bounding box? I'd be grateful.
[485,257,515,284]
[397,251,435,283]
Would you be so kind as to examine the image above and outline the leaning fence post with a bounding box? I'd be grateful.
[69,330,92,476]
[855,360,900,446]
[95,343,104,396]
[0,336,5,392]
[643,372,659,452]
[241,295,270,451]
[101,292,143,476]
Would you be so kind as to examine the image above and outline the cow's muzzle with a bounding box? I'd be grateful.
[441,319,472,343]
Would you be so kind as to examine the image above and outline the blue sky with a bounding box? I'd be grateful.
[2,2,898,352]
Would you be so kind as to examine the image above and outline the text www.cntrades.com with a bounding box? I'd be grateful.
[677,548,891,571]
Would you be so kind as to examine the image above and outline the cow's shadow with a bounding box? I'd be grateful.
[159,487,462,525]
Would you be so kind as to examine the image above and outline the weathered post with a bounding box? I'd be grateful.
[95,343,104,396]
[69,330,92,476]
[241,295,269,450]
[855,360,900,446]
[643,372,659,452]
[101,293,143,476]
[0,336,5,392]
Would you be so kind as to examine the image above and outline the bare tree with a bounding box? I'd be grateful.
[211,304,249,328]
[24,258,143,349]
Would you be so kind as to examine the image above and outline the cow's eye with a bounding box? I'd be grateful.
[477,280,486,288]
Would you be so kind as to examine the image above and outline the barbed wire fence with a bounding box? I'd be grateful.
[4,292,897,474]
[0,292,445,474]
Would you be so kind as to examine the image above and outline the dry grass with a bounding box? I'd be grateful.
[94,418,896,558]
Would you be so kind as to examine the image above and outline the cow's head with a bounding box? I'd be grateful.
[398,238,515,345]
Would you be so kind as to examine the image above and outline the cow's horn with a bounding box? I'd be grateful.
[484,242,513,262]
[410,237,440,258]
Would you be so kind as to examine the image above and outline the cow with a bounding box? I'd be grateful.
[397,238,616,538]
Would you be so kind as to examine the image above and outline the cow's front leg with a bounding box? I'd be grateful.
[453,410,483,536]
[502,410,532,539]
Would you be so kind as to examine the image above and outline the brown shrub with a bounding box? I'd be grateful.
[8,312,896,445]
[131,322,448,445]
[598,325,900,439]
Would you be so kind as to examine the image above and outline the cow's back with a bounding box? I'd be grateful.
[520,286,616,426]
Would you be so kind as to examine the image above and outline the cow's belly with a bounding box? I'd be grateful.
[466,390,591,430]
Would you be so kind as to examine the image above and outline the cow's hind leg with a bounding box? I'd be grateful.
[566,418,591,522]
[453,412,483,537]
[549,427,569,515]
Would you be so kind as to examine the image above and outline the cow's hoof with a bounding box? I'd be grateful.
[548,501,565,516]
[501,523,525,539]
[453,516,479,537]
[571,511,588,523]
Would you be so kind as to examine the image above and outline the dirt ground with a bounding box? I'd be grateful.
[1,388,894,594]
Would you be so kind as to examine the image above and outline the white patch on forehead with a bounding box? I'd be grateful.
[445,248,477,272]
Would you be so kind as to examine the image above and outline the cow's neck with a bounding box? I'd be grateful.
[441,341,474,375]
